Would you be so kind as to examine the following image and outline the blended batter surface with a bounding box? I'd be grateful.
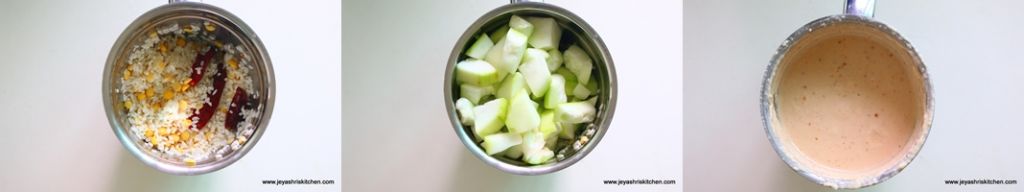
[774,24,925,178]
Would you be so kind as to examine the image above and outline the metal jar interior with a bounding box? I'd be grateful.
[444,2,617,175]
[760,15,933,189]
[103,2,275,175]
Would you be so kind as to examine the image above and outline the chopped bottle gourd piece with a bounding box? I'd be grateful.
[520,48,552,98]
[473,98,508,138]
[455,98,476,125]
[482,133,523,155]
[506,90,541,134]
[466,34,494,59]
[455,59,499,86]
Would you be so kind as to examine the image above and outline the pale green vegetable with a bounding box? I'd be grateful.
[526,17,561,50]
[496,72,527,100]
[524,148,554,165]
[490,25,510,42]
[461,83,493,105]
[519,48,551,98]
[563,45,593,85]
[559,122,578,139]
[544,132,558,149]
[466,34,494,59]
[556,102,596,124]
[522,131,554,164]
[546,49,563,72]
[585,75,599,96]
[506,90,540,134]
[485,38,509,80]
[572,83,590,100]
[503,144,523,159]
[482,133,522,155]
[502,29,529,74]
[455,98,475,125]
[585,97,598,106]
[509,15,534,37]
[539,110,559,138]
[555,67,578,98]
[544,74,567,109]
[455,59,499,86]
[473,98,508,138]
[522,131,546,154]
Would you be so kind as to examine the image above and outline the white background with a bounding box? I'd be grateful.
[342,0,681,191]
[685,0,1024,191]
[0,0,340,191]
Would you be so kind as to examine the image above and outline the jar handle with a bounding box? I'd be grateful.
[844,0,876,17]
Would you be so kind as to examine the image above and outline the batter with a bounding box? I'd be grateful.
[774,23,926,179]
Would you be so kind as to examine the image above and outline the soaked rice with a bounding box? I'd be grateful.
[118,22,259,166]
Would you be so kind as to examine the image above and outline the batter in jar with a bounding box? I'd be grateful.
[774,23,926,179]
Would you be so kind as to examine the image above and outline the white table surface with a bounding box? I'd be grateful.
[342,0,681,191]
[0,0,340,191]
[685,0,1024,191]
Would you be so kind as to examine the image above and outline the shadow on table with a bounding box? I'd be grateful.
[109,150,219,192]
[447,149,558,192]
